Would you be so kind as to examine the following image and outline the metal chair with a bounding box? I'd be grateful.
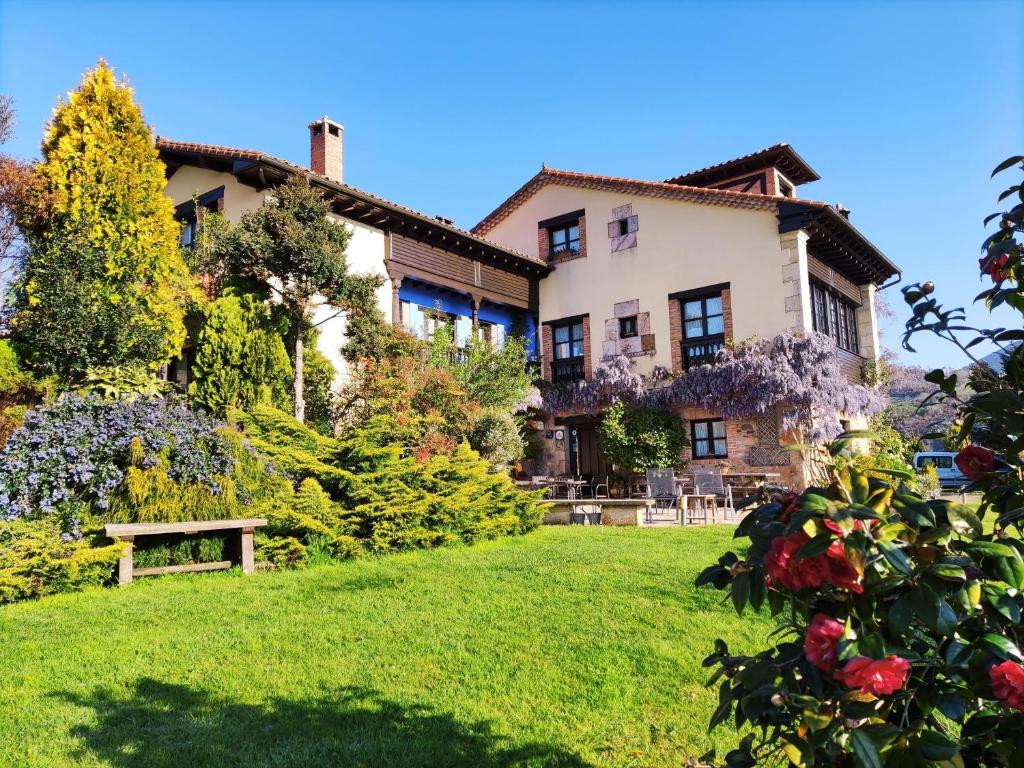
[691,466,735,515]
[592,475,610,499]
[645,467,681,524]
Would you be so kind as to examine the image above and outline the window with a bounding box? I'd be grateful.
[476,321,506,349]
[810,282,859,353]
[917,455,953,469]
[550,319,585,383]
[180,220,196,248]
[692,419,727,458]
[680,292,725,369]
[619,315,638,339]
[617,218,629,236]
[549,223,581,257]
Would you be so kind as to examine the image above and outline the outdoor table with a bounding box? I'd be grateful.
[563,479,588,500]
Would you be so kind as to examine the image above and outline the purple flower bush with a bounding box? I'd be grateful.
[0,393,235,525]
[543,332,885,442]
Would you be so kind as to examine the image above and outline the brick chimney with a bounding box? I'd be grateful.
[309,116,343,183]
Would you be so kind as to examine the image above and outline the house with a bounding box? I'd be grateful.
[472,144,901,489]
[157,118,549,388]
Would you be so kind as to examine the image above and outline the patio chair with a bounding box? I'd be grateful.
[628,473,648,499]
[591,475,610,499]
[691,466,735,516]
[645,467,681,524]
[577,474,595,499]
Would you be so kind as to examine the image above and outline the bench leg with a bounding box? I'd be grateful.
[241,528,255,575]
[117,537,134,586]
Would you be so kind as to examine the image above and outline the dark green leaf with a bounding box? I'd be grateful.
[947,505,983,537]
[731,571,750,616]
[850,728,883,768]
[797,532,835,560]
[877,539,913,576]
[992,155,1024,176]
[982,632,1023,661]
[914,729,959,760]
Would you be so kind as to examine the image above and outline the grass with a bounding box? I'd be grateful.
[0,525,775,767]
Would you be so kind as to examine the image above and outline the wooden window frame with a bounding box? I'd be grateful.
[548,222,580,257]
[679,292,725,370]
[691,418,728,459]
[810,281,859,354]
[550,318,586,383]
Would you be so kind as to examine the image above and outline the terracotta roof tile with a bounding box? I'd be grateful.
[472,166,830,235]
[663,143,820,186]
[155,137,547,270]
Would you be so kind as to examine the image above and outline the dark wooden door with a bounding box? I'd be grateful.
[568,424,611,478]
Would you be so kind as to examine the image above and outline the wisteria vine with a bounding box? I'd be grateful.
[541,332,886,442]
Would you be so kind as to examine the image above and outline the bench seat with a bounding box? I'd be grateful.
[105,518,267,586]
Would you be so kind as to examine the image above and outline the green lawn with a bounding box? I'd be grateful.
[0,526,774,768]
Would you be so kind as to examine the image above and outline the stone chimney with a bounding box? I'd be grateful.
[309,116,343,183]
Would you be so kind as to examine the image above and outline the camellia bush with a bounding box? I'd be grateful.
[698,157,1024,767]
[698,446,1024,767]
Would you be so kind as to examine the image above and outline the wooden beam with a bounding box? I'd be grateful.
[135,561,233,578]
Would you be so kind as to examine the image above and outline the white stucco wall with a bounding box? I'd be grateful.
[483,184,805,376]
[163,166,392,386]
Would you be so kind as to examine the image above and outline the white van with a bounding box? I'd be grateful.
[913,452,968,490]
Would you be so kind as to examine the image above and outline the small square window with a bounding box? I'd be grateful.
[619,316,638,338]
[618,219,629,236]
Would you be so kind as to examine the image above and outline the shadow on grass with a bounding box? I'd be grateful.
[58,678,592,768]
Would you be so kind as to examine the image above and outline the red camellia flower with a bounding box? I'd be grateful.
[980,253,1012,282]
[823,540,864,593]
[764,533,863,593]
[835,655,911,695]
[990,660,1024,711]
[772,491,801,522]
[955,445,996,481]
[764,531,808,591]
[804,614,844,672]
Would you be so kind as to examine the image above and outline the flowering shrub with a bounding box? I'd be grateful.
[543,333,885,443]
[698,450,1024,767]
[0,394,234,527]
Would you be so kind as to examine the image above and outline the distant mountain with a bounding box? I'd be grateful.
[977,342,1021,375]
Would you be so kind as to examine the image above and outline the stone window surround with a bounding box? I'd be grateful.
[607,203,638,252]
[602,299,654,359]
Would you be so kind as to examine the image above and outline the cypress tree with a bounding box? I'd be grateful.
[11,61,195,381]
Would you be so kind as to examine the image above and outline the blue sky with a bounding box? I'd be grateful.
[1,0,1021,369]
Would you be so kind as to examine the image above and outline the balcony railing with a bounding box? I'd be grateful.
[551,358,585,384]
[681,337,724,370]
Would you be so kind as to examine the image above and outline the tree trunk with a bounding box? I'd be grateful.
[293,321,305,423]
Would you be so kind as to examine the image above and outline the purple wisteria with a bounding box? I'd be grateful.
[541,332,886,443]
[0,393,235,523]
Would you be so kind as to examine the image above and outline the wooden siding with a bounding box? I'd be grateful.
[389,234,533,308]
[837,348,864,384]
[808,254,862,304]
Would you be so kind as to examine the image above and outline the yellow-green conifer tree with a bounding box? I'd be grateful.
[12,61,195,381]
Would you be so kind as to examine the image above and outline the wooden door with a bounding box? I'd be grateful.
[569,424,611,478]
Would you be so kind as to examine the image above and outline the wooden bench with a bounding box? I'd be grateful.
[104,518,267,586]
